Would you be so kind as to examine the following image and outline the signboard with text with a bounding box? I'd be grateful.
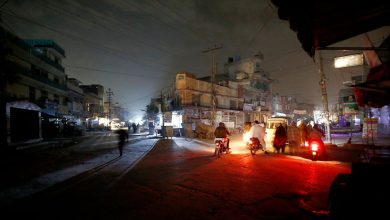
[362,118,378,139]
[343,102,359,115]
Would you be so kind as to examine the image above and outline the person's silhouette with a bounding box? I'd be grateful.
[116,129,128,156]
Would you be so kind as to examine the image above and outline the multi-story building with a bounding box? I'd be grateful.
[24,39,68,116]
[80,84,105,129]
[2,26,68,144]
[66,77,84,124]
[174,72,244,129]
[272,94,298,117]
[223,53,273,123]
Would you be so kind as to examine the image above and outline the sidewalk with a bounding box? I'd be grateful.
[330,132,390,147]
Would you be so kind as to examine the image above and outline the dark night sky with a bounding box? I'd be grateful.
[1,0,389,121]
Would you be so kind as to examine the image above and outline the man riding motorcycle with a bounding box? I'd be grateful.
[247,120,267,153]
[214,122,230,151]
[308,124,325,158]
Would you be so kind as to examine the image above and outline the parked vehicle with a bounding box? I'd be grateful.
[214,137,230,158]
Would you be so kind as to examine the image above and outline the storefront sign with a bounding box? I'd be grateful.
[343,102,359,115]
[334,54,363,68]
[362,118,378,139]
[293,109,307,115]
[243,103,253,111]
[164,112,172,123]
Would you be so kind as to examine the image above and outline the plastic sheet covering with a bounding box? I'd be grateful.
[6,101,41,116]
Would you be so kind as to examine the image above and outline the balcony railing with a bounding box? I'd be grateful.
[30,49,65,72]
[13,64,67,91]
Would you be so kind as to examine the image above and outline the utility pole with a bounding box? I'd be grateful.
[106,88,114,120]
[318,51,331,143]
[161,90,165,138]
[203,44,223,126]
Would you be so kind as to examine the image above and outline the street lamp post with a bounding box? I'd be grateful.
[318,51,332,143]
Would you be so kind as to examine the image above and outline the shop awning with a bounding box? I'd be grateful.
[353,62,390,108]
[6,101,41,116]
[270,0,390,57]
[271,0,390,107]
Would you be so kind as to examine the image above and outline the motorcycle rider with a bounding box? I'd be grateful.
[308,124,325,154]
[214,122,230,151]
[247,120,267,153]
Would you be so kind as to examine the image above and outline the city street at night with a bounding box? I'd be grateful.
[1,1,389,219]
[0,133,352,219]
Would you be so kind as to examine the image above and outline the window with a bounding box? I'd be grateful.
[54,94,59,104]
[41,71,48,79]
[29,86,35,100]
[41,90,48,101]
[31,65,40,75]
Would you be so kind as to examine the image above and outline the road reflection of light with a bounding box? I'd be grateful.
[307,165,318,187]
[285,155,349,165]
[229,139,249,154]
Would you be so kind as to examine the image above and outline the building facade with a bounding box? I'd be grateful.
[223,53,273,123]
[2,27,68,144]
[80,84,105,129]
[174,72,244,130]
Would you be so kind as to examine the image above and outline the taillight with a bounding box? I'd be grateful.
[311,143,319,151]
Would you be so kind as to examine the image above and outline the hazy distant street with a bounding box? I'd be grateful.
[1,134,351,219]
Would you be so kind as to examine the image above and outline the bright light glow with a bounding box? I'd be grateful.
[98,117,109,126]
[334,54,363,68]
[311,143,319,151]
[243,132,250,142]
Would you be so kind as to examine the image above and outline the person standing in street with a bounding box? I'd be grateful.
[116,128,129,156]
[297,120,307,146]
[273,123,287,153]
[287,121,300,155]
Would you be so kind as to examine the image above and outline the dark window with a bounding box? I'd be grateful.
[62,97,68,105]
[53,77,60,84]
[31,65,40,75]
[29,86,35,100]
[230,100,236,110]
[54,94,59,104]
[41,90,48,101]
[41,71,48,79]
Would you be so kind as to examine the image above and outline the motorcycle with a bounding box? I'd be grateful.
[243,132,264,155]
[248,137,263,155]
[214,137,230,158]
[309,139,324,161]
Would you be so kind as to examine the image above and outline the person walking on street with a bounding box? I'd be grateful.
[297,120,307,146]
[273,123,287,153]
[116,128,129,156]
[287,121,300,155]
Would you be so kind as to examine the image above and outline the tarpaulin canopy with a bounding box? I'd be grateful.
[271,0,390,57]
[271,0,390,107]
[353,62,390,108]
[6,101,41,117]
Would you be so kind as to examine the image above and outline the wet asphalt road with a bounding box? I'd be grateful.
[1,135,350,220]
